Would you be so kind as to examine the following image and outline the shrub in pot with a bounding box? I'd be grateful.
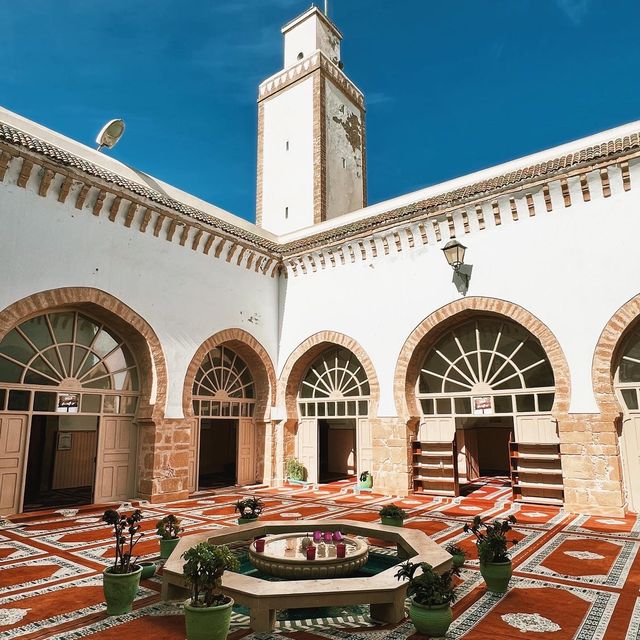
[102,509,144,615]
[379,503,407,527]
[444,542,467,568]
[395,560,458,637]
[182,541,240,640]
[157,514,182,559]
[286,457,306,482]
[359,470,373,489]
[464,515,517,594]
[234,497,264,524]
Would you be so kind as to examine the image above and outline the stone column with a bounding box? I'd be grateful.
[137,417,192,503]
[370,417,412,496]
[559,412,625,516]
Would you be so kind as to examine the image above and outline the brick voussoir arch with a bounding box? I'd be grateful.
[0,287,168,418]
[183,328,276,423]
[394,297,571,421]
[593,294,640,416]
[278,331,380,419]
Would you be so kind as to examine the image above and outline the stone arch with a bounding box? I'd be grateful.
[592,294,640,417]
[394,297,571,422]
[183,328,276,423]
[0,287,167,419]
[278,331,380,420]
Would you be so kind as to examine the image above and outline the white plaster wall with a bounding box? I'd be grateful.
[0,182,279,420]
[261,77,314,235]
[283,14,340,69]
[325,78,364,219]
[278,161,640,416]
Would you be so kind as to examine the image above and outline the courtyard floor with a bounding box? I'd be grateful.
[1,478,639,639]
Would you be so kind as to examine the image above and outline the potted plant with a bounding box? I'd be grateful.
[359,470,373,489]
[234,497,264,524]
[464,515,517,593]
[379,503,408,527]
[395,560,458,637]
[286,457,306,482]
[444,542,467,568]
[156,514,182,559]
[101,509,144,615]
[182,541,240,640]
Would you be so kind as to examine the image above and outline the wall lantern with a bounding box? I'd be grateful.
[441,239,471,295]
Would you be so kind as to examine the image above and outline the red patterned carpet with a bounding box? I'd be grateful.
[1,477,639,639]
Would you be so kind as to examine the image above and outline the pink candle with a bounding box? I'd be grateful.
[313,530,322,543]
[336,543,346,558]
[323,531,333,543]
[306,545,316,560]
[254,538,265,552]
[333,531,343,542]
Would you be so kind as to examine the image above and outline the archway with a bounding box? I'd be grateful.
[0,288,167,514]
[183,329,275,491]
[279,332,379,486]
[395,298,570,506]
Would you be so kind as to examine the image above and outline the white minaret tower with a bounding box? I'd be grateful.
[256,5,366,234]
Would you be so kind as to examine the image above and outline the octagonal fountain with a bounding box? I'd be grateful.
[161,520,451,633]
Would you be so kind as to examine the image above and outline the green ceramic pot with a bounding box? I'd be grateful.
[184,597,234,640]
[102,565,142,615]
[381,516,404,527]
[409,600,453,637]
[359,475,373,489]
[238,516,259,525]
[451,553,465,568]
[140,561,156,579]
[480,560,513,594]
[160,537,180,559]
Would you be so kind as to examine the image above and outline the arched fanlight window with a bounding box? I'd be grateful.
[614,325,640,411]
[417,318,554,416]
[300,347,370,399]
[298,347,370,418]
[0,311,138,391]
[193,346,254,399]
[192,346,255,418]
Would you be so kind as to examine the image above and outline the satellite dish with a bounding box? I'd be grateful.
[96,119,125,151]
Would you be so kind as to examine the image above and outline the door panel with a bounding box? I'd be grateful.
[463,429,480,481]
[297,419,318,484]
[514,415,558,444]
[95,417,136,503]
[621,415,640,512]
[356,418,373,478]
[0,415,28,515]
[237,418,255,486]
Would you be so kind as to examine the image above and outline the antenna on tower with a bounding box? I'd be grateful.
[324,0,328,15]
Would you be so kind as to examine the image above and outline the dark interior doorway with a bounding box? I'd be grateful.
[198,418,237,489]
[318,418,356,483]
[24,415,98,512]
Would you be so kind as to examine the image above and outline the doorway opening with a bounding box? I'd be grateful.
[198,418,237,489]
[318,418,356,483]
[23,414,99,512]
[456,416,513,498]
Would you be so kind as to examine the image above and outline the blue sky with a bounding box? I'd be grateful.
[2,0,639,222]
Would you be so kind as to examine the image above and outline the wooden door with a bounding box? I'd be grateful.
[297,419,318,484]
[95,417,137,503]
[514,415,559,444]
[0,415,28,516]
[356,418,373,479]
[620,415,640,512]
[237,418,255,486]
[464,429,480,482]
[188,420,199,493]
